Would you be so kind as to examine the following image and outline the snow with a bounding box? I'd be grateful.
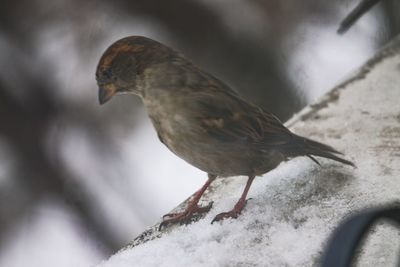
[98,160,354,267]
[98,36,400,267]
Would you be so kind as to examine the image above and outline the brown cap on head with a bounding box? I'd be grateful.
[96,36,174,77]
[96,36,176,104]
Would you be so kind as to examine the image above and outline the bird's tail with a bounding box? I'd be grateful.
[288,135,355,167]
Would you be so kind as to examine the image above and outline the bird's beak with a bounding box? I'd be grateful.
[98,83,117,105]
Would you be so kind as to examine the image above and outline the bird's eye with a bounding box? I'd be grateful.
[102,69,112,79]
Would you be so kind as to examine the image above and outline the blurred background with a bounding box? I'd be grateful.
[0,0,399,266]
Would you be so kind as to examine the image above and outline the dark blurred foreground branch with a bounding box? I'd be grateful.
[322,205,400,267]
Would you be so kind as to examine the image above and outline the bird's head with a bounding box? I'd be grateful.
[96,36,174,104]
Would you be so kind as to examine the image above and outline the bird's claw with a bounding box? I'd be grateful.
[211,198,251,224]
[159,202,214,230]
[211,210,240,224]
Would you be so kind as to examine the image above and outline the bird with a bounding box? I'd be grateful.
[96,36,354,229]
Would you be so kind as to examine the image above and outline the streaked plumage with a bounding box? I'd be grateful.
[96,36,354,228]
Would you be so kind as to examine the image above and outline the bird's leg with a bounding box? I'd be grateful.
[159,174,216,229]
[211,175,255,223]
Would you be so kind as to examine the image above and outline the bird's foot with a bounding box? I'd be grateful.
[211,198,251,224]
[159,202,213,230]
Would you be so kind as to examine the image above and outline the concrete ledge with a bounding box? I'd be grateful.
[99,36,400,267]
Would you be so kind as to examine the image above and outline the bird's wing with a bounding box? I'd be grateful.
[188,88,293,147]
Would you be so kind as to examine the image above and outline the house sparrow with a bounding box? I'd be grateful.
[96,36,354,228]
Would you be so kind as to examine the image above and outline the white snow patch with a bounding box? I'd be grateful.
[98,159,355,267]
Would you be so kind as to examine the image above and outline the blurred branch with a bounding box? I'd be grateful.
[337,0,381,34]
[322,205,400,267]
[381,0,400,39]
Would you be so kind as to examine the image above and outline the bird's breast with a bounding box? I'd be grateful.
[142,91,281,176]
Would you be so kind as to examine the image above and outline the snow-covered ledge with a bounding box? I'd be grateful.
[99,36,400,267]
